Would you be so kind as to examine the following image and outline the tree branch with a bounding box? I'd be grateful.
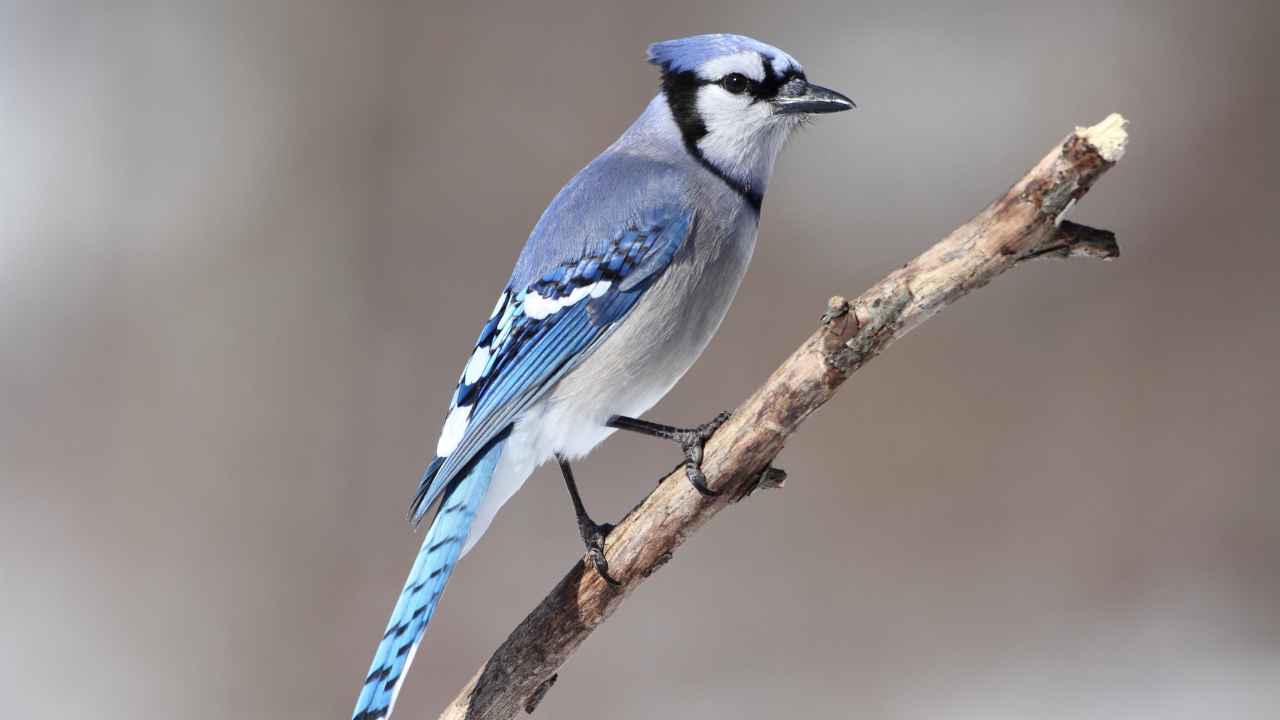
[437,113,1130,720]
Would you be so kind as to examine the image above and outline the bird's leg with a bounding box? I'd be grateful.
[556,454,621,586]
[606,411,731,496]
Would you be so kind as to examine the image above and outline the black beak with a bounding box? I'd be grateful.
[772,78,856,115]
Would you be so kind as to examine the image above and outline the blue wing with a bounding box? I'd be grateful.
[409,204,694,522]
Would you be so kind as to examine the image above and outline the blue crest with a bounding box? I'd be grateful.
[647,33,801,75]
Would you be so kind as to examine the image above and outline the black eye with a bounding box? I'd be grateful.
[720,73,750,95]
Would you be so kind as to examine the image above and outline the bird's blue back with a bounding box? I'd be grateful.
[511,139,694,289]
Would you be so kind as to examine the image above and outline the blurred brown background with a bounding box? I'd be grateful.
[3,1,1278,718]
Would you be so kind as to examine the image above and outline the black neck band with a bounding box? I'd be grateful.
[659,70,763,215]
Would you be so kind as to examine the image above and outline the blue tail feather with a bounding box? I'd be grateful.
[352,434,507,720]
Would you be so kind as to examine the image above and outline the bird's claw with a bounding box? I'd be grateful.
[679,410,730,496]
[608,410,732,497]
[683,459,719,496]
[583,521,621,586]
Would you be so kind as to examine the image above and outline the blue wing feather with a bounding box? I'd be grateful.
[408,205,693,523]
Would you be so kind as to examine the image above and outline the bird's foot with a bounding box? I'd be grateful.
[579,520,621,586]
[607,410,732,496]
[675,411,731,497]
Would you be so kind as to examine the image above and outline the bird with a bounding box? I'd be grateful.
[352,33,854,720]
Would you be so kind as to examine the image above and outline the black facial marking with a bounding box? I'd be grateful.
[660,69,708,148]
[728,55,807,103]
[754,56,781,100]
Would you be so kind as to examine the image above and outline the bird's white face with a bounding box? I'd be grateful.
[690,52,806,182]
[657,48,853,194]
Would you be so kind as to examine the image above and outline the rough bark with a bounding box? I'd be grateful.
[436,113,1130,720]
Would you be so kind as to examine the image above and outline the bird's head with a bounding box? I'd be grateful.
[648,34,854,191]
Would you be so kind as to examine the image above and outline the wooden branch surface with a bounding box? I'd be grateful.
[437,114,1130,720]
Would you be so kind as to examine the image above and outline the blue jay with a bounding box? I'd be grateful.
[353,33,853,720]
